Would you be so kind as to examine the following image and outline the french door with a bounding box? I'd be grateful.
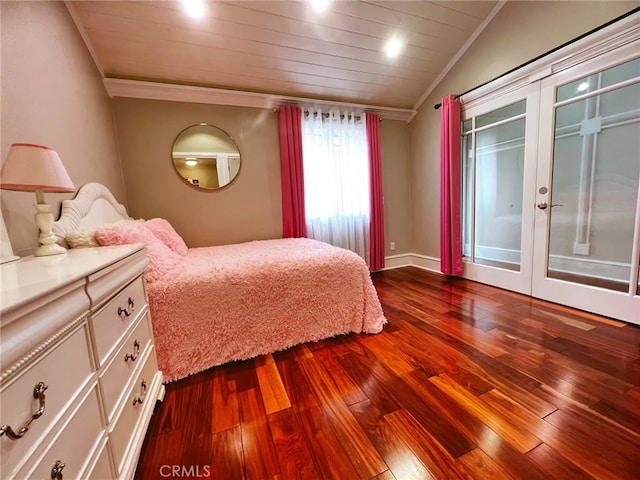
[462,87,539,295]
[462,46,640,324]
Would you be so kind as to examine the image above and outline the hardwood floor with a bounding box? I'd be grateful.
[135,266,640,479]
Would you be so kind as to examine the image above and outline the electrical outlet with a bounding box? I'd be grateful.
[390,241,396,251]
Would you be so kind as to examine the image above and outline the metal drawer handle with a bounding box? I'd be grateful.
[124,340,141,362]
[51,460,65,480]
[132,379,148,406]
[117,297,135,317]
[0,382,48,440]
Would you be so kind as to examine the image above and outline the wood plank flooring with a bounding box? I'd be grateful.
[134,266,640,479]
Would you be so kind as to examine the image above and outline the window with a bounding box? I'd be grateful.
[301,108,370,261]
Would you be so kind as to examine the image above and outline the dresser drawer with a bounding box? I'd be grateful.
[20,386,103,480]
[110,348,158,475]
[91,276,146,367]
[0,326,93,478]
[85,438,113,480]
[100,312,153,422]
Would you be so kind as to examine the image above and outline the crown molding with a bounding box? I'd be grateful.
[103,78,415,122]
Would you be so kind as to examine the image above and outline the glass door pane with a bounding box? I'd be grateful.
[547,60,640,292]
[463,100,526,271]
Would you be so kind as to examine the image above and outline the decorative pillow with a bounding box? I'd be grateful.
[95,222,182,283]
[65,229,100,248]
[64,219,143,249]
[145,218,188,256]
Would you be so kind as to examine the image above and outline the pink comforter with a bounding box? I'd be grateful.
[146,238,386,382]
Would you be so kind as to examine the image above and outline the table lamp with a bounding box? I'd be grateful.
[0,143,76,256]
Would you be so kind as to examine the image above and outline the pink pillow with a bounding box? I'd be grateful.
[95,222,182,283]
[145,218,188,256]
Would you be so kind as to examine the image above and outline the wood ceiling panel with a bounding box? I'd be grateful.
[201,0,462,64]
[76,0,456,63]
[366,1,493,27]
[86,27,437,80]
[100,43,420,99]
[94,37,434,94]
[108,59,421,108]
[214,1,462,53]
[233,0,471,45]
[91,41,426,107]
[332,1,482,34]
[68,0,500,109]
[430,1,499,18]
[81,14,444,75]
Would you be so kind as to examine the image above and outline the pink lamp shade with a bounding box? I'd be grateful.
[0,143,75,196]
[1,143,76,257]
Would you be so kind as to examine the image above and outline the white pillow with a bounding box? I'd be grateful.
[65,229,100,248]
[65,219,144,248]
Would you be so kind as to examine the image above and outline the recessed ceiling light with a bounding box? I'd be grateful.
[577,81,590,92]
[310,0,331,13]
[185,158,198,167]
[183,0,205,19]
[384,37,402,58]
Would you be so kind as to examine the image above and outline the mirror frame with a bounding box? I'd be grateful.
[171,123,242,191]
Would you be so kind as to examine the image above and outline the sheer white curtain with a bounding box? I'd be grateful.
[216,154,230,186]
[301,107,370,262]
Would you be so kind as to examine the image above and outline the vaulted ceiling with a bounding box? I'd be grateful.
[67,1,502,116]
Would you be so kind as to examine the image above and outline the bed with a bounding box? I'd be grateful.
[52,183,386,382]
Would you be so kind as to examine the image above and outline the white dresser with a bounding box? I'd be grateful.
[0,245,164,480]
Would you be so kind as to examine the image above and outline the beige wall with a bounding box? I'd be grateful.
[409,1,638,258]
[0,1,124,256]
[113,98,413,254]
[381,120,412,255]
[112,98,283,247]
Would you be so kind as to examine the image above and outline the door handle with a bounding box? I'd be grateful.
[537,202,563,210]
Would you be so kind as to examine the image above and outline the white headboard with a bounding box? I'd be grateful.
[52,182,131,243]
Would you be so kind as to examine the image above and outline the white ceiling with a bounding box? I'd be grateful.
[67,0,502,117]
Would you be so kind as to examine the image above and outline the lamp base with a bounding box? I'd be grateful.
[34,242,67,257]
[34,203,67,257]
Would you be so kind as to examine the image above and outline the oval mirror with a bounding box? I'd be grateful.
[172,124,241,190]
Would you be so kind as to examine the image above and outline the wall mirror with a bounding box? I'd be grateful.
[172,124,241,190]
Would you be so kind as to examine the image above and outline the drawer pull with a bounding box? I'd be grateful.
[132,379,148,406]
[0,382,48,440]
[124,340,141,362]
[51,460,65,479]
[117,297,135,317]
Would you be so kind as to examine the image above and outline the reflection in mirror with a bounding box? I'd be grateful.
[172,124,241,190]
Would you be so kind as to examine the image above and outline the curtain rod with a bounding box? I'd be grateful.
[272,107,383,121]
[304,110,361,121]
[303,111,384,122]
[433,6,639,110]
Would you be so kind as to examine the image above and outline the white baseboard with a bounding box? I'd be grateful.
[409,254,441,273]
[382,253,412,270]
[383,253,441,274]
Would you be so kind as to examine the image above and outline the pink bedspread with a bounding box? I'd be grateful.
[146,238,386,382]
